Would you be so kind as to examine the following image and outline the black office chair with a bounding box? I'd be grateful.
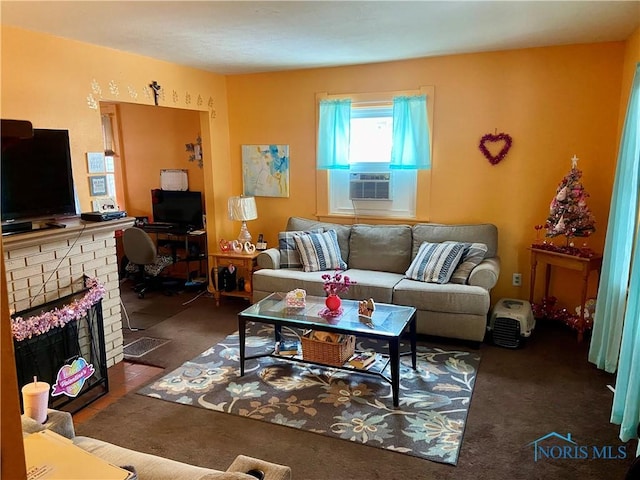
[122,227,173,298]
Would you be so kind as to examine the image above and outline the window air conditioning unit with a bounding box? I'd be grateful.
[349,172,391,200]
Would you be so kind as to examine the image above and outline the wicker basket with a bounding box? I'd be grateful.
[301,333,356,367]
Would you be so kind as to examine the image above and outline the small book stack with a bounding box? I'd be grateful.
[347,351,377,369]
[277,339,300,356]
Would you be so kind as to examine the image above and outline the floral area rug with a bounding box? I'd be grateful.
[137,323,480,465]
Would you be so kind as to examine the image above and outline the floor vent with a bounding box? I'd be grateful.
[123,337,170,358]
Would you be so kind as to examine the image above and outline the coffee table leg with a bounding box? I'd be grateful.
[389,338,400,407]
[410,314,417,370]
[239,316,246,376]
[274,324,282,344]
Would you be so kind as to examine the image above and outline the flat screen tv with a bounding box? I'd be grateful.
[1,128,77,225]
[151,189,203,229]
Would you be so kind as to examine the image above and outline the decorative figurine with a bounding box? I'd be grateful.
[358,298,376,318]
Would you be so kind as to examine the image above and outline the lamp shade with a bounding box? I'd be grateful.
[228,196,258,222]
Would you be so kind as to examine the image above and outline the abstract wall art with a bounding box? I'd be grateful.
[242,144,290,197]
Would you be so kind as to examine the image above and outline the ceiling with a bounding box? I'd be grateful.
[2,1,639,75]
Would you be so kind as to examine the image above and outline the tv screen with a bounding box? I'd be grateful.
[151,189,203,229]
[1,128,77,223]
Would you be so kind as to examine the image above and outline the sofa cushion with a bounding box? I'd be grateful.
[278,229,322,268]
[393,278,490,315]
[253,268,329,297]
[253,268,401,305]
[405,242,465,284]
[294,230,347,272]
[348,224,412,274]
[412,223,498,258]
[286,217,352,263]
[447,241,488,285]
[338,269,404,303]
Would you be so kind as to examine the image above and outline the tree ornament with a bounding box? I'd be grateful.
[554,216,565,233]
[556,186,567,202]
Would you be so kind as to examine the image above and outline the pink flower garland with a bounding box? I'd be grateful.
[11,277,106,342]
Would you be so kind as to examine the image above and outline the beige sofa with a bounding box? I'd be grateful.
[253,217,500,343]
[22,410,291,480]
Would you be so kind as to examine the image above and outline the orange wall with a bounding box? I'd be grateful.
[0,25,634,308]
[116,103,205,219]
[618,26,640,134]
[0,26,232,248]
[226,42,625,304]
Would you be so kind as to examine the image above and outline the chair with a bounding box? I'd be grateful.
[122,227,173,298]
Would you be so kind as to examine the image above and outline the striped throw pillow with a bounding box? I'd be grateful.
[405,242,465,284]
[447,242,488,285]
[293,229,347,272]
[279,229,323,268]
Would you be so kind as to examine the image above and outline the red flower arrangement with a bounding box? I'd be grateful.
[321,270,356,296]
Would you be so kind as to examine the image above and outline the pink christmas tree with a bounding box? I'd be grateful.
[545,155,596,242]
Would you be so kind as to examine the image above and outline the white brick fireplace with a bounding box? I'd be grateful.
[2,218,134,367]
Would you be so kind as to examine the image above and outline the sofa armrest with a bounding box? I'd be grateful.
[468,256,500,290]
[257,248,281,269]
[22,409,76,439]
[227,455,291,480]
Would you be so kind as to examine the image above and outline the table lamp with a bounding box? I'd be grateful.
[228,195,258,243]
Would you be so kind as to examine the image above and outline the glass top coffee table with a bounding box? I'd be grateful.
[238,292,417,407]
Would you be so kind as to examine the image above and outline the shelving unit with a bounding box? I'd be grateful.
[142,228,208,286]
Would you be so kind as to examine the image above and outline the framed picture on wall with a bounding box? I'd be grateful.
[89,175,108,196]
[86,152,106,173]
[241,144,290,198]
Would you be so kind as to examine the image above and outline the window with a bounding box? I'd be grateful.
[318,88,433,219]
[329,104,417,217]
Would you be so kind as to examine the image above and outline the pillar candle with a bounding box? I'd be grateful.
[22,376,50,423]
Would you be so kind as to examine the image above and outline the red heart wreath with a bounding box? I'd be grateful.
[479,132,513,165]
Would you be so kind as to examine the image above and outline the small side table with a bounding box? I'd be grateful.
[528,247,603,342]
[209,251,260,306]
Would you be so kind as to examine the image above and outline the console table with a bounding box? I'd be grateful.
[528,247,603,341]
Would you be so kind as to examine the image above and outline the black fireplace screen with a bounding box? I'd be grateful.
[12,287,109,413]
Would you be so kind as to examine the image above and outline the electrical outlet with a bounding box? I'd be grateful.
[512,273,522,287]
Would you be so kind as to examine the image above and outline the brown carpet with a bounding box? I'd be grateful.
[77,288,637,479]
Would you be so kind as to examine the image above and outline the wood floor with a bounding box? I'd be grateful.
[72,361,163,426]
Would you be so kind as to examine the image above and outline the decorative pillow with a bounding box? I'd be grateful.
[293,229,347,272]
[447,241,488,285]
[279,229,322,268]
[405,242,465,284]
